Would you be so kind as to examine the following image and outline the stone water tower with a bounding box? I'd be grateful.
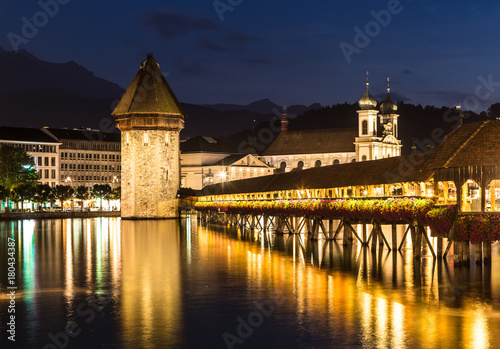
[112,54,185,219]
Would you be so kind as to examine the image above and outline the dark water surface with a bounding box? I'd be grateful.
[1,217,500,348]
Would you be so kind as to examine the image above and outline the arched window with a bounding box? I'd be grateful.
[314,160,321,168]
[297,161,304,170]
[333,159,340,165]
[279,161,287,172]
[351,158,356,163]
[362,120,368,135]
[362,155,367,161]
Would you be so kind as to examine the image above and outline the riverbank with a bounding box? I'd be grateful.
[0,210,121,221]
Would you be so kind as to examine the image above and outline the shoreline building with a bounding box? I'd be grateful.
[0,126,61,187]
[113,54,185,219]
[42,128,121,188]
[181,136,273,190]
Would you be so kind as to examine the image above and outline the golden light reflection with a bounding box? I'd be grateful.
[467,307,490,349]
[120,220,181,349]
[64,219,74,304]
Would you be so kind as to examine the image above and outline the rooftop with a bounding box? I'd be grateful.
[262,127,357,156]
[112,54,185,117]
[0,126,59,143]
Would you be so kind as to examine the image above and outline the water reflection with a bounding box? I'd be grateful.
[120,220,182,348]
[0,217,500,348]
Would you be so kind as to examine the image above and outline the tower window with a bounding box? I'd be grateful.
[144,133,149,145]
[126,133,130,144]
[165,133,169,144]
[362,120,368,135]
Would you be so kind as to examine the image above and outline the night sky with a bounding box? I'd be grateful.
[1,0,500,112]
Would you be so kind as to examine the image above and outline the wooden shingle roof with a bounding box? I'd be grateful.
[201,153,433,195]
[112,54,185,117]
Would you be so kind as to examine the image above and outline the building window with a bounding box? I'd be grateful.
[38,157,42,165]
[362,120,368,135]
[165,133,169,144]
[333,159,340,165]
[362,155,367,161]
[44,157,49,166]
[297,161,304,170]
[314,160,321,168]
[45,169,49,178]
[51,157,55,166]
[144,133,149,145]
[51,170,56,179]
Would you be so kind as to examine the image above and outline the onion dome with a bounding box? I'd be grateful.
[379,77,397,114]
[358,71,377,110]
[358,87,377,110]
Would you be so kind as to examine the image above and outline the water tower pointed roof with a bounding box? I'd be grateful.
[112,54,185,116]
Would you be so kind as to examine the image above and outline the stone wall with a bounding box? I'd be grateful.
[121,129,180,218]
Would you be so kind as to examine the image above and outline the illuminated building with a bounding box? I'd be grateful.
[113,54,185,218]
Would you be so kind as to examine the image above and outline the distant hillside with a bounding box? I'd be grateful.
[202,98,321,116]
[0,47,124,128]
[0,47,492,153]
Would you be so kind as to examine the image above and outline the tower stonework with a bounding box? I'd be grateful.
[112,54,185,219]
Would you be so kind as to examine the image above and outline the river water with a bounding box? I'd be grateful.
[1,216,500,348]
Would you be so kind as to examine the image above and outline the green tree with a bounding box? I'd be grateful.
[33,184,53,209]
[53,185,74,208]
[0,145,38,210]
[487,103,500,119]
[111,186,121,200]
[91,184,112,210]
[74,186,90,211]
[10,183,36,210]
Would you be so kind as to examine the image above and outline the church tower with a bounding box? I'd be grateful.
[378,77,402,158]
[354,75,402,161]
[354,72,378,162]
[112,54,185,219]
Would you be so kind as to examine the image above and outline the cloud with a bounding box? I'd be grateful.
[176,60,202,75]
[374,92,408,102]
[195,36,229,52]
[140,10,221,40]
[225,31,260,45]
[195,31,262,52]
[121,37,135,44]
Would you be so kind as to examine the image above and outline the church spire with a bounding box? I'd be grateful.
[358,71,377,110]
[380,76,397,115]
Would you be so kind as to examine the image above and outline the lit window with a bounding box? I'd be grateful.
[144,133,149,145]
[362,120,368,135]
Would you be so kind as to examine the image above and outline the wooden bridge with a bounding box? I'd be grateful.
[197,206,493,265]
[196,121,500,265]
